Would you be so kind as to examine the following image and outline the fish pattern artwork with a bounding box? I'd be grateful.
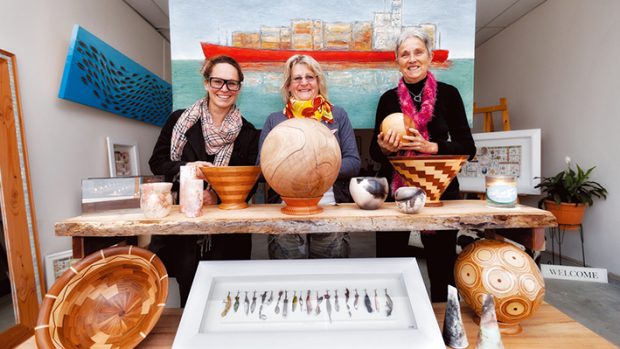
[59,25,171,126]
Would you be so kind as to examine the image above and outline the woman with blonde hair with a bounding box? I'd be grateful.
[258,54,360,259]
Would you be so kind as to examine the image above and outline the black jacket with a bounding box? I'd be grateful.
[149,109,260,194]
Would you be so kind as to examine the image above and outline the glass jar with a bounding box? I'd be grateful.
[485,175,517,208]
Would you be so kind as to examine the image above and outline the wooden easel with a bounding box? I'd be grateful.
[473,97,511,132]
[471,97,513,200]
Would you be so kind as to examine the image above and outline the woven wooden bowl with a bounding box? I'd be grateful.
[199,165,261,209]
[35,246,168,349]
[389,155,468,206]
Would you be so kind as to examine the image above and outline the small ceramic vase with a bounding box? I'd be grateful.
[183,179,203,218]
[180,165,200,214]
[349,177,389,210]
[394,186,426,213]
[140,182,173,218]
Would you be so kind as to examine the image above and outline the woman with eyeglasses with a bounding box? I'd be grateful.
[149,55,259,306]
[258,54,360,259]
[369,29,476,302]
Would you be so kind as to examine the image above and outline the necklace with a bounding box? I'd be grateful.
[409,89,423,103]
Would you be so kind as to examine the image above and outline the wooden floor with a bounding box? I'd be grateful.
[17,302,616,348]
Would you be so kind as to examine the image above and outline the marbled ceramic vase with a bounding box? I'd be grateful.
[140,182,173,218]
[349,177,389,210]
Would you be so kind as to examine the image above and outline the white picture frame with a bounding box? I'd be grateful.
[458,129,541,194]
[174,258,443,349]
[44,249,74,290]
[106,137,139,177]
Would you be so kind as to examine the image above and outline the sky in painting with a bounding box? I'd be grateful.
[170,0,475,59]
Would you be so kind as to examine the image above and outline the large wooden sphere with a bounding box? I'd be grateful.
[260,118,341,214]
[455,239,545,334]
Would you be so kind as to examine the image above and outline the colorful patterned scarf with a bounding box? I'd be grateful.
[170,97,242,166]
[284,95,334,123]
[391,71,438,194]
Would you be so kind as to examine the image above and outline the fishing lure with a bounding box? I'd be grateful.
[250,291,257,314]
[325,290,332,323]
[283,291,289,318]
[345,288,352,318]
[374,289,380,313]
[385,288,394,317]
[265,290,274,306]
[354,289,360,310]
[275,290,283,314]
[364,289,373,313]
[221,292,231,317]
[234,291,240,312]
[259,291,268,320]
[315,291,324,316]
[306,290,313,315]
[244,291,250,315]
[334,289,340,312]
[299,290,304,312]
[292,291,298,312]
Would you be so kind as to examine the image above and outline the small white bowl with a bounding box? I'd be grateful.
[394,186,426,213]
[349,177,389,210]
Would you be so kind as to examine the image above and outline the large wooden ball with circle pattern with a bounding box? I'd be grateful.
[454,239,545,325]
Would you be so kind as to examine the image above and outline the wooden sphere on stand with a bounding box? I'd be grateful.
[454,239,545,335]
[260,118,341,215]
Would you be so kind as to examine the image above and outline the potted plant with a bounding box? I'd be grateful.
[535,157,608,225]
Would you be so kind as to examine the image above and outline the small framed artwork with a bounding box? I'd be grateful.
[458,129,541,194]
[106,137,140,177]
[45,250,75,290]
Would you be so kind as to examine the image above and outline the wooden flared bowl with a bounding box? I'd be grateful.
[199,165,261,209]
[389,155,468,206]
[36,246,168,349]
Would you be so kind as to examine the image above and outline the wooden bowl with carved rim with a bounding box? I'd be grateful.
[35,246,168,349]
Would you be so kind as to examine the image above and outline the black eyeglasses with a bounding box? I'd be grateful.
[208,77,241,91]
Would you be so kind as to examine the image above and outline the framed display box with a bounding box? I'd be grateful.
[458,129,541,194]
[174,258,443,349]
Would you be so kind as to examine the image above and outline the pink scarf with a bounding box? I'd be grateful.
[391,71,438,194]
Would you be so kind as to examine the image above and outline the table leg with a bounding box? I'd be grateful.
[72,237,86,258]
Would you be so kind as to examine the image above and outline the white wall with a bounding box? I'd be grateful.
[475,0,620,275]
[0,0,168,276]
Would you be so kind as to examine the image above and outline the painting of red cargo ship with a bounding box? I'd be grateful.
[171,0,475,129]
[201,42,449,64]
[199,0,450,66]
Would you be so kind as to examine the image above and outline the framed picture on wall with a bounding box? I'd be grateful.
[106,137,140,177]
[457,129,541,194]
[44,250,75,290]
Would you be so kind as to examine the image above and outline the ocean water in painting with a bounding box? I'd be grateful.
[172,59,473,129]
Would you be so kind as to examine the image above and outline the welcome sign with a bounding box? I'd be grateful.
[541,264,608,284]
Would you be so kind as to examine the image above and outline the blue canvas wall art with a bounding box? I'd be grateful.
[170,0,475,129]
[59,25,171,127]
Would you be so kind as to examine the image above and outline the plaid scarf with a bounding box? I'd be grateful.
[170,97,242,166]
[284,95,334,123]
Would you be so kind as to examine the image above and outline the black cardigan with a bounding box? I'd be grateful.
[369,80,476,199]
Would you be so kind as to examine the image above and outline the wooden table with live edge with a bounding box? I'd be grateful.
[16,303,617,348]
[32,201,617,348]
[56,200,554,258]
